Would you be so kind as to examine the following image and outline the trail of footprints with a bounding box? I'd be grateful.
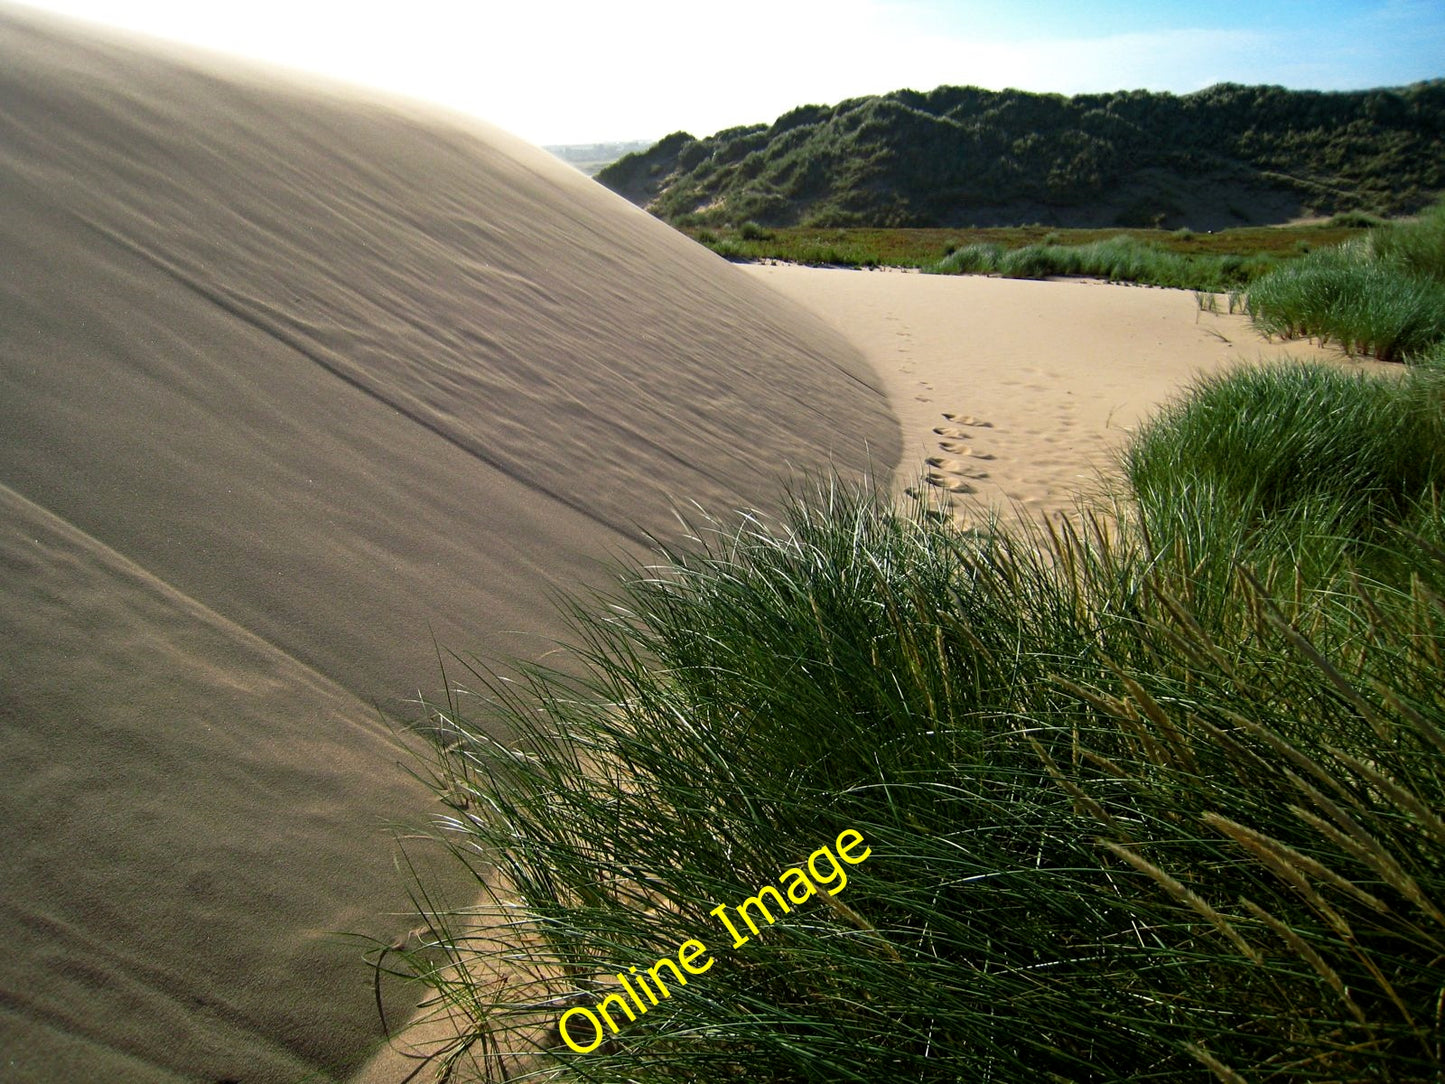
[920,412,994,496]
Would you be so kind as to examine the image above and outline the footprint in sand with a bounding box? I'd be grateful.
[933,425,971,438]
[906,484,962,512]
[941,412,993,427]
[938,440,994,459]
[926,473,975,493]
[927,456,990,479]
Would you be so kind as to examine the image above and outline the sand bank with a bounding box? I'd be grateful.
[0,8,894,1080]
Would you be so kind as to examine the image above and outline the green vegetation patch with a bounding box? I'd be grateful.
[684,222,1366,279]
[384,358,1445,1081]
[1126,361,1445,584]
[1247,200,1445,361]
[932,232,1281,291]
[600,82,1445,230]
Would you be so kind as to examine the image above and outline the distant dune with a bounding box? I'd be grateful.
[0,8,896,1080]
[599,83,1445,229]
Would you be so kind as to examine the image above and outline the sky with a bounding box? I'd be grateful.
[16,0,1445,146]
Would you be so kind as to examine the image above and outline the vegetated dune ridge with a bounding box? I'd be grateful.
[0,9,897,1082]
[600,83,1445,229]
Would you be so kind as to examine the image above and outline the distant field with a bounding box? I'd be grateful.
[545,139,654,176]
[681,222,1372,270]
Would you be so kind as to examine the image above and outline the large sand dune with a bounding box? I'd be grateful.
[0,9,897,1080]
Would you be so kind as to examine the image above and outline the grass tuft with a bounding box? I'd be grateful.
[1123,361,1445,584]
[1246,199,1445,362]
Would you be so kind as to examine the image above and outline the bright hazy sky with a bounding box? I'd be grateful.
[17,0,1445,145]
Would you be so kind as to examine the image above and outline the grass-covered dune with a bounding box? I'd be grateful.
[396,359,1445,1082]
[600,81,1445,229]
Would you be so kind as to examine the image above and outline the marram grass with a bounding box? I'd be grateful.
[1246,200,1445,363]
[1123,360,1445,589]
[930,233,1279,292]
[382,366,1445,1082]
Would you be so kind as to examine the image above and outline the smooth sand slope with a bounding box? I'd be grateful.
[746,265,1363,522]
[0,10,897,1081]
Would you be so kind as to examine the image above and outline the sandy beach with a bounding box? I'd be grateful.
[0,6,1388,1083]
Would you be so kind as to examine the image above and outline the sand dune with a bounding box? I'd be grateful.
[0,9,896,1080]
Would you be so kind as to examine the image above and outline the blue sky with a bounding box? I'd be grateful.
[16,0,1444,145]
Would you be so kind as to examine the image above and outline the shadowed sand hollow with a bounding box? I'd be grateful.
[0,9,898,1081]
